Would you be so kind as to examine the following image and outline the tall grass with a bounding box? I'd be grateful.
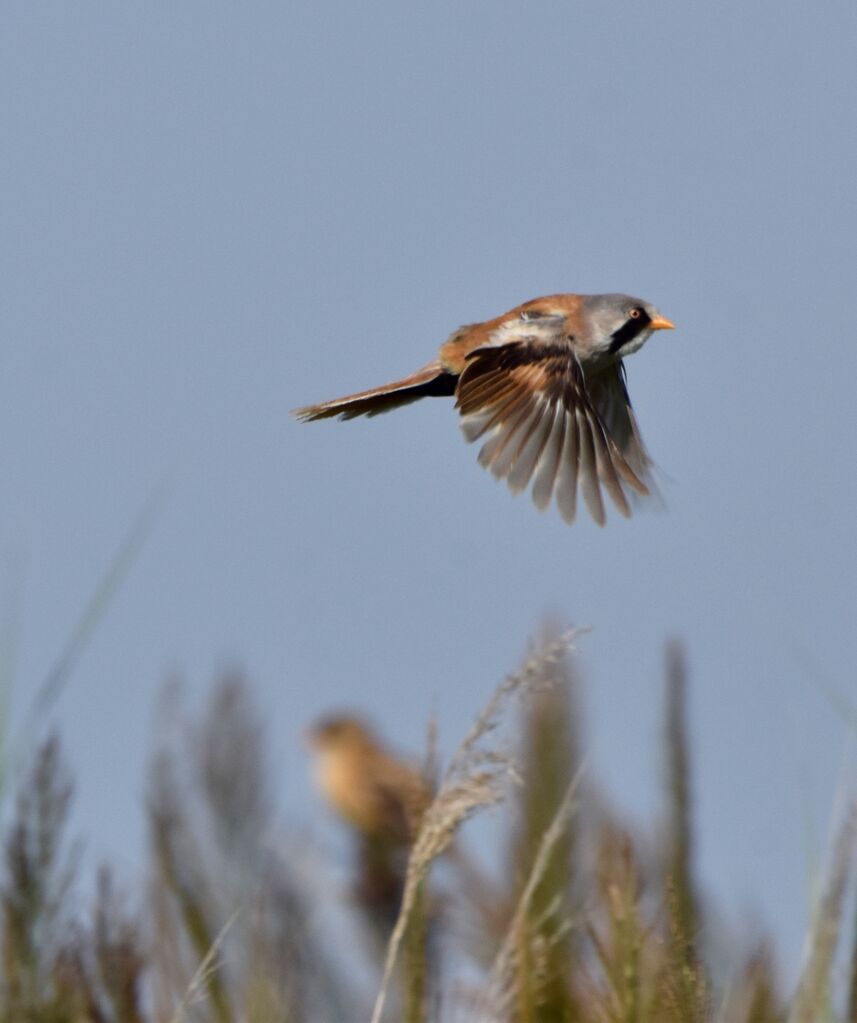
[0,631,853,1021]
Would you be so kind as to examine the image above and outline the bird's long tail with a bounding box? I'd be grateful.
[292,361,457,421]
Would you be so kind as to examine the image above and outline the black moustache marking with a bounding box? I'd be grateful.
[608,309,651,356]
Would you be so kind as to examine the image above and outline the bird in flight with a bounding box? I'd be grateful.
[293,292,675,525]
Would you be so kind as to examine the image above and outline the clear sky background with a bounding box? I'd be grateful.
[2,0,856,987]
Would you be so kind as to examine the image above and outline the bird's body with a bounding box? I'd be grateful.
[306,716,429,845]
[294,292,674,525]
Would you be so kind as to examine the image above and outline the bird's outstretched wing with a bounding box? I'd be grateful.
[587,363,654,487]
[455,339,649,525]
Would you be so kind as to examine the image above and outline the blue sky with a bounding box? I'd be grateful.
[2,0,856,984]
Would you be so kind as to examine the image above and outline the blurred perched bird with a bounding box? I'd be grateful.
[293,292,674,525]
[305,715,430,846]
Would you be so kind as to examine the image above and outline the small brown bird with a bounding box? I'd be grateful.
[293,292,675,525]
[305,715,430,845]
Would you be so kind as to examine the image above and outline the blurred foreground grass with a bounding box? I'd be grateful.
[0,631,855,1022]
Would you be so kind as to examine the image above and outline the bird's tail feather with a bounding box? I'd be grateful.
[292,361,456,421]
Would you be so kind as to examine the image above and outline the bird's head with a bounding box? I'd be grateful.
[580,293,675,361]
[305,714,377,755]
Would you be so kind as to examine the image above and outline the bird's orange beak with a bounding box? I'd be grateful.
[649,315,675,331]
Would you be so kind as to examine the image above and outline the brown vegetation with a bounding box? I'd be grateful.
[0,632,854,1022]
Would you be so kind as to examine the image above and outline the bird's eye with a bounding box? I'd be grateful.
[628,308,642,319]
